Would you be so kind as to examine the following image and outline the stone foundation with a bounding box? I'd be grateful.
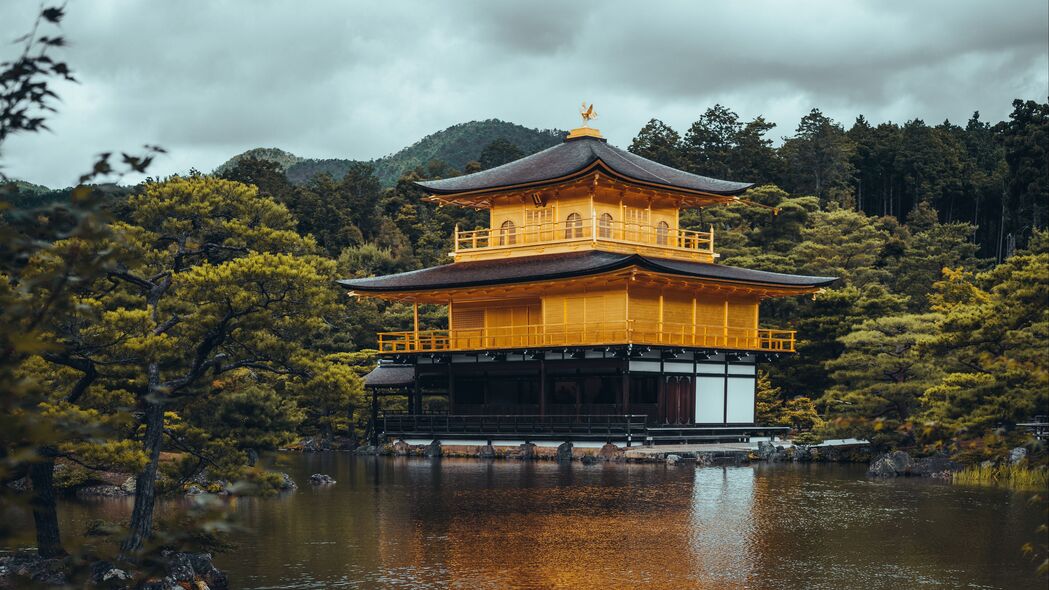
[361,439,872,465]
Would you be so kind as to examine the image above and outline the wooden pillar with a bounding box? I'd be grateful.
[575,368,582,417]
[621,363,630,415]
[624,283,631,341]
[413,302,420,351]
[723,299,729,347]
[658,290,665,344]
[412,373,422,414]
[538,358,546,417]
[753,299,760,349]
[688,376,696,425]
[448,300,454,350]
[448,362,455,414]
[691,296,697,347]
[369,386,379,446]
[657,372,667,424]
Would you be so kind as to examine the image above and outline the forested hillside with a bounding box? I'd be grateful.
[214,119,566,187]
[629,103,1047,259]
[213,147,304,175]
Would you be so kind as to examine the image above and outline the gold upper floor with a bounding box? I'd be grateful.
[441,173,726,263]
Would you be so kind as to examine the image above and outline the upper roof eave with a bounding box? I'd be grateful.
[414,136,754,198]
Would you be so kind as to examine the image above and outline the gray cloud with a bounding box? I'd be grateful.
[1,0,1046,187]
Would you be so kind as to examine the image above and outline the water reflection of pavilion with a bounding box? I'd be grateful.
[366,459,766,589]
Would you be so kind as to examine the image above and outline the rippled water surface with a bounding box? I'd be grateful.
[13,455,1049,589]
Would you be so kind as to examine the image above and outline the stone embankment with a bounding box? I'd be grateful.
[354,438,873,465]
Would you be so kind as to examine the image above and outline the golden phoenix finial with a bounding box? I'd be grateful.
[580,102,597,127]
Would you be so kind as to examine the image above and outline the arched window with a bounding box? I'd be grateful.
[499,219,516,245]
[598,213,613,238]
[656,221,670,245]
[565,212,583,239]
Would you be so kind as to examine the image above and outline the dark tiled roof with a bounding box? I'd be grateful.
[338,251,837,292]
[416,136,753,196]
[363,364,415,387]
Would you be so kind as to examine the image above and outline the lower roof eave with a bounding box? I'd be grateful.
[339,251,837,300]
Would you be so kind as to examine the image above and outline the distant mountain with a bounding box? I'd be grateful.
[364,119,565,185]
[213,147,304,176]
[3,179,52,194]
[214,119,566,187]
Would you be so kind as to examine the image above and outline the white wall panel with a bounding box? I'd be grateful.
[695,376,725,423]
[726,377,755,423]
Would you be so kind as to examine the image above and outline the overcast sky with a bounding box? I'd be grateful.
[2,0,1047,187]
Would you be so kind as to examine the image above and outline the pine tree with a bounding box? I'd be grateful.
[920,232,1049,457]
[628,119,683,168]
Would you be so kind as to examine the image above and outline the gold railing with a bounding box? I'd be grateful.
[453,218,714,256]
[377,321,795,353]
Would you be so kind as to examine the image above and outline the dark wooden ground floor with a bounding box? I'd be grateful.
[365,348,765,444]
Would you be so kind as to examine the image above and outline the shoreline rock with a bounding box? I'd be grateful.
[0,551,228,589]
[309,473,336,485]
[867,451,963,478]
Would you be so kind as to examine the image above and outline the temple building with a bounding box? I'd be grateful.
[342,112,835,445]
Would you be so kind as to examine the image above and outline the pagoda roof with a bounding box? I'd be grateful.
[338,251,837,293]
[415,135,754,198]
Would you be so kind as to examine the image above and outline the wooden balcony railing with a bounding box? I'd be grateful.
[453,218,714,257]
[377,320,795,354]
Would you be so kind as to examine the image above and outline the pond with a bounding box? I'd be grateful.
[7,454,1047,589]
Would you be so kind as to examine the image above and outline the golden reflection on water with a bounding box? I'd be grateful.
[2,456,1044,590]
[371,459,713,589]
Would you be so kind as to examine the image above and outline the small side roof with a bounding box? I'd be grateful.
[362,364,415,388]
[415,135,753,198]
[339,251,837,293]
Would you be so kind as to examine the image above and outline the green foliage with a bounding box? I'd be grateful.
[629,119,684,167]
[213,148,304,176]
[822,313,944,448]
[918,234,1049,457]
[479,138,524,170]
[1001,100,1049,234]
[52,463,90,489]
[754,371,823,434]
[779,108,856,205]
[287,356,365,439]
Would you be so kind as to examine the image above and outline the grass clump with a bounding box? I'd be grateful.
[953,463,1049,490]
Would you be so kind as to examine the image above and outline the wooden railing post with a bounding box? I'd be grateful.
[412,302,420,352]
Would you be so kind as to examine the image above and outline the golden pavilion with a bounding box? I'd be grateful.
[341,111,835,445]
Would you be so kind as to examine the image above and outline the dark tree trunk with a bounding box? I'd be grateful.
[121,399,165,557]
[28,457,65,558]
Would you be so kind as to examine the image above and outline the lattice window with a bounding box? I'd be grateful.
[454,308,484,330]
[598,213,613,238]
[499,220,516,245]
[526,208,552,226]
[656,221,670,245]
[565,212,583,238]
[624,206,649,227]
